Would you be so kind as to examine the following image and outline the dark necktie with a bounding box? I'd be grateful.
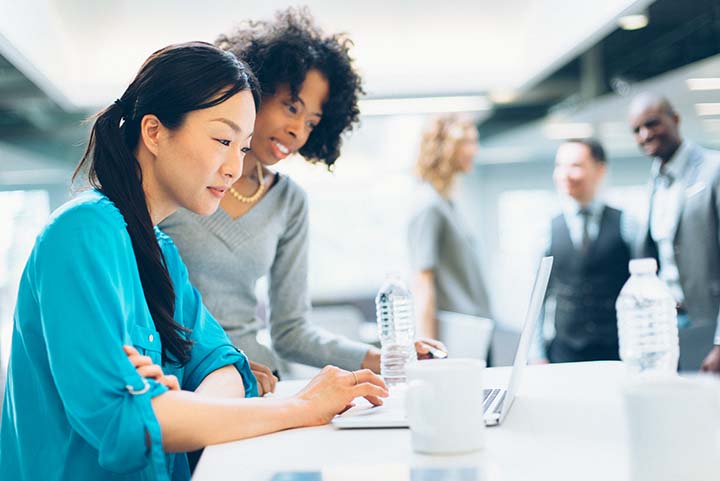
[579,208,591,255]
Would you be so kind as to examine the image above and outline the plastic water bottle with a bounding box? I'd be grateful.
[375,275,416,386]
[616,258,679,374]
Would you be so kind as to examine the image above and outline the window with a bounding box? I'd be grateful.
[275,115,426,299]
[0,190,50,371]
[494,185,647,330]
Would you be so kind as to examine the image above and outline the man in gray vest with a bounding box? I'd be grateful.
[532,139,633,363]
[629,92,720,372]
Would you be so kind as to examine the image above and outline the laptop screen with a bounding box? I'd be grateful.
[499,256,553,421]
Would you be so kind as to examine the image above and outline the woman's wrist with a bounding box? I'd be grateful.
[272,397,313,430]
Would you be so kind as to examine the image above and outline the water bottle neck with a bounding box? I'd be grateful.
[630,271,657,279]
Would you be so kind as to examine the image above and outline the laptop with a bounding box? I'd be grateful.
[332,256,553,429]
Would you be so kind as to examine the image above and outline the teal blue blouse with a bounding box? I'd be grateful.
[0,191,258,481]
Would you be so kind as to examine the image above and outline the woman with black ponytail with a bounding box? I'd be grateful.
[0,41,387,481]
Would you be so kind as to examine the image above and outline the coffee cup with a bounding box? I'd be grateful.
[405,358,486,454]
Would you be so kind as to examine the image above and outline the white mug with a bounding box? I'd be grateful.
[405,358,486,454]
[623,376,720,481]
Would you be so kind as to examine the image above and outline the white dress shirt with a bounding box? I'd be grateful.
[551,196,637,253]
[650,141,691,306]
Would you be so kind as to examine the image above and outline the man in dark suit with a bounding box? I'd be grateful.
[629,92,720,372]
[532,139,633,363]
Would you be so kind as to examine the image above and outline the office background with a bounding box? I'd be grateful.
[2,0,720,382]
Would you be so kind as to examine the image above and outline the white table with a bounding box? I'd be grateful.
[193,361,633,481]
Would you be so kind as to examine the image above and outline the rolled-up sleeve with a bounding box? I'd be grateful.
[159,232,259,397]
[33,206,169,479]
[179,283,258,396]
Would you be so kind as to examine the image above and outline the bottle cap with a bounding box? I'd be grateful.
[375,272,411,303]
[629,258,658,274]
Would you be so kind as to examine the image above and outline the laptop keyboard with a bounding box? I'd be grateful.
[482,388,506,415]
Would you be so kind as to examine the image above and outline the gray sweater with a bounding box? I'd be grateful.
[160,174,370,372]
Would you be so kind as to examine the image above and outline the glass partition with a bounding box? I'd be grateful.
[0,190,50,375]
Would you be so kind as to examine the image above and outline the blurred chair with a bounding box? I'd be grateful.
[437,311,493,361]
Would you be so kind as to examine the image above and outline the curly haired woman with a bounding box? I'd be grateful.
[161,8,444,393]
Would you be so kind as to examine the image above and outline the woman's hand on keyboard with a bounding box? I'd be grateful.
[291,366,389,426]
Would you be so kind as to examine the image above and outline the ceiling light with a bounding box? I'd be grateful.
[359,95,490,116]
[686,78,720,91]
[695,103,720,116]
[618,13,648,31]
[543,122,594,140]
[489,89,518,104]
[702,119,720,131]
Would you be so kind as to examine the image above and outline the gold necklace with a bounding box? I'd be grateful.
[228,160,266,204]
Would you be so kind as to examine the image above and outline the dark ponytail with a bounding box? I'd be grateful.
[73,42,259,365]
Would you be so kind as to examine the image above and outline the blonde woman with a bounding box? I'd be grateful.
[408,115,492,345]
